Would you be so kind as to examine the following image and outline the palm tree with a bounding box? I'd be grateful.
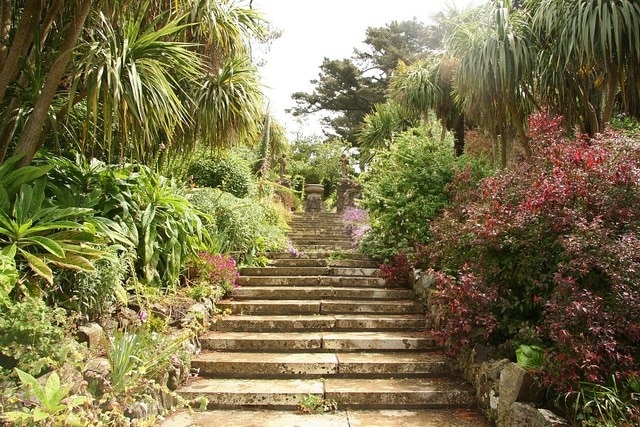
[527,0,640,134]
[0,0,270,166]
[389,56,465,155]
[445,0,535,167]
[190,55,264,150]
[356,100,418,162]
[73,6,203,163]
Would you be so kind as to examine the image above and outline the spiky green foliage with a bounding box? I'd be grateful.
[528,0,640,132]
[446,0,535,163]
[357,100,418,159]
[192,56,263,149]
[74,5,202,163]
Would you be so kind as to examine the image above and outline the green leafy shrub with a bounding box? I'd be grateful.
[0,245,18,306]
[359,124,458,260]
[5,369,88,425]
[188,187,288,257]
[288,137,350,189]
[52,247,131,320]
[0,156,106,288]
[0,298,79,377]
[44,155,207,290]
[187,153,253,198]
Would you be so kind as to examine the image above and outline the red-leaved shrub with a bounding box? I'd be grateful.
[379,253,413,288]
[427,112,640,393]
[428,268,498,352]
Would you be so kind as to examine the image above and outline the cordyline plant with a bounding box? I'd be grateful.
[427,111,640,394]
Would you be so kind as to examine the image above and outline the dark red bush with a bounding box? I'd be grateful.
[379,253,413,288]
[427,268,498,353]
[427,111,640,393]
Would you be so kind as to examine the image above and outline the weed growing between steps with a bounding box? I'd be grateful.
[298,394,338,414]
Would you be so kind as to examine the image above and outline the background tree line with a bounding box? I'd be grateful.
[292,0,640,167]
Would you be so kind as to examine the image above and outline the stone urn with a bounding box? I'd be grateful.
[304,184,324,212]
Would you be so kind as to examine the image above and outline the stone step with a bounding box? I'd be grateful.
[239,266,379,277]
[177,377,475,409]
[289,241,353,249]
[289,233,348,239]
[265,252,372,261]
[290,219,344,224]
[288,223,345,229]
[231,286,412,300]
[237,275,386,288]
[296,244,354,251]
[212,314,427,332]
[161,408,490,427]
[191,351,454,378]
[180,378,323,408]
[200,331,436,352]
[325,377,477,409]
[217,299,423,315]
[288,229,348,234]
[288,228,346,234]
[268,258,379,269]
[287,236,351,243]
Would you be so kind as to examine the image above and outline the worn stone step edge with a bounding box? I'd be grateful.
[191,351,455,378]
[268,259,379,268]
[216,299,424,315]
[199,331,436,351]
[239,267,380,277]
[237,276,387,287]
[264,252,372,260]
[212,314,427,332]
[159,408,490,427]
[231,286,412,300]
[177,377,476,410]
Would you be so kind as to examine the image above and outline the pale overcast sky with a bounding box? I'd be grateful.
[250,0,485,137]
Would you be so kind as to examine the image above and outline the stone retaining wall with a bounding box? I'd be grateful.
[412,270,569,427]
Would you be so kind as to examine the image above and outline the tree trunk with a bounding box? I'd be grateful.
[500,133,508,169]
[0,0,12,69]
[453,113,465,157]
[15,0,92,165]
[602,62,619,126]
[0,0,40,104]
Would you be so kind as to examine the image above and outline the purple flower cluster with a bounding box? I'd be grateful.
[286,242,302,258]
[342,207,370,247]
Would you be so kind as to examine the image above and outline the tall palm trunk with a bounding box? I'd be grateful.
[15,0,92,166]
[453,113,465,157]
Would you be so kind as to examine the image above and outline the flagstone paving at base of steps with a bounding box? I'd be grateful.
[161,212,489,426]
[160,409,489,427]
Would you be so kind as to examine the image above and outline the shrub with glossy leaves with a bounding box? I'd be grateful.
[359,124,457,260]
[428,269,498,352]
[379,253,412,288]
[187,153,253,198]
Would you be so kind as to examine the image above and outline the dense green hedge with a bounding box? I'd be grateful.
[187,153,253,198]
[359,125,457,260]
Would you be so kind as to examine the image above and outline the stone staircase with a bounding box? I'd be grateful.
[162,213,489,426]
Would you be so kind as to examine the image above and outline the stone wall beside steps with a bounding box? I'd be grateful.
[412,270,569,427]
